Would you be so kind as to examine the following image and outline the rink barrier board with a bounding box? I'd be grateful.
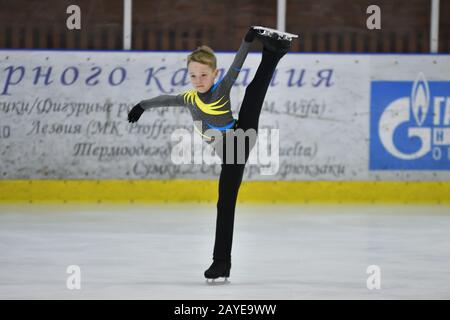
[0,180,449,204]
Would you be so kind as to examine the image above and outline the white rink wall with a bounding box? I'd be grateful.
[1,51,450,181]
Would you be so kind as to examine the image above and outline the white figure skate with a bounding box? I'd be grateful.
[252,26,299,41]
[205,278,230,286]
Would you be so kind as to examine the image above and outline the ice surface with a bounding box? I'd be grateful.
[0,203,449,299]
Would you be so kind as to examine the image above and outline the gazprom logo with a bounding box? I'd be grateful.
[370,73,450,170]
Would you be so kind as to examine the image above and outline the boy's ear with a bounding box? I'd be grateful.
[214,69,219,77]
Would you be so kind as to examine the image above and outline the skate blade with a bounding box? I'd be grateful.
[205,278,230,286]
[252,26,299,40]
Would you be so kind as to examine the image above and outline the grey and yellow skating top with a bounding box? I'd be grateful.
[139,40,251,144]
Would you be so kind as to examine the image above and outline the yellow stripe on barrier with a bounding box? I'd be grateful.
[0,180,449,204]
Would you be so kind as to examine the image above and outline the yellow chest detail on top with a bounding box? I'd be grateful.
[183,90,230,116]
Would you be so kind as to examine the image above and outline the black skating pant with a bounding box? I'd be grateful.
[212,49,284,260]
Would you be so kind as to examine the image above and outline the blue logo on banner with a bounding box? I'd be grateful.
[370,73,450,170]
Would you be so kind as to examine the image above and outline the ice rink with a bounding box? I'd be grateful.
[0,203,449,299]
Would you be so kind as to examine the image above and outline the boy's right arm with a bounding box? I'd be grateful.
[128,94,185,123]
[140,94,185,110]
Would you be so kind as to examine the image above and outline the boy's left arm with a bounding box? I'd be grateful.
[217,28,255,92]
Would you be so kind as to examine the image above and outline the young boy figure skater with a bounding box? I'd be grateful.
[128,26,295,283]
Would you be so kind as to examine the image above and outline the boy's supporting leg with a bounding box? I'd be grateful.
[213,162,246,260]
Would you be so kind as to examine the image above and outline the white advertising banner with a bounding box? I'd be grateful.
[0,50,449,180]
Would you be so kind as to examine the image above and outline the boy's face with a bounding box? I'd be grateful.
[188,61,218,93]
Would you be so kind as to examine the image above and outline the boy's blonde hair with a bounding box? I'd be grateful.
[187,45,217,70]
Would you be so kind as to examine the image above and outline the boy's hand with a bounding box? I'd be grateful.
[128,103,145,123]
[245,27,257,42]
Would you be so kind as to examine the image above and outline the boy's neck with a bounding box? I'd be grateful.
[197,87,212,97]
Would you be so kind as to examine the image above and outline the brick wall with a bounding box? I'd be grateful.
[287,0,433,52]
[0,0,448,52]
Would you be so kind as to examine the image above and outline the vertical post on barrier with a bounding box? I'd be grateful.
[123,0,132,50]
[430,0,439,53]
[277,0,286,32]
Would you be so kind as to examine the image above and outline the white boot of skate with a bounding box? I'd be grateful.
[252,26,299,41]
